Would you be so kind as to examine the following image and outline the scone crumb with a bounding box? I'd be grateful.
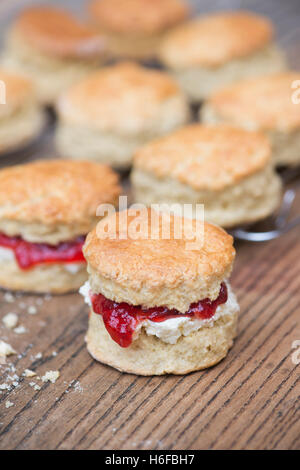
[27,306,37,315]
[14,325,27,335]
[23,369,36,378]
[4,293,14,303]
[0,383,11,391]
[42,370,60,384]
[2,313,18,329]
[5,400,14,408]
[29,382,41,391]
[0,341,16,357]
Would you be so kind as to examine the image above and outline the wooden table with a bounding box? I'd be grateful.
[0,0,300,450]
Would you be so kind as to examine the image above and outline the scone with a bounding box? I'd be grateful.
[201,72,300,167]
[159,11,286,102]
[131,124,282,228]
[80,208,239,375]
[55,62,190,169]
[0,69,45,153]
[1,6,107,104]
[88,0,189,60]
[0,160,120,294]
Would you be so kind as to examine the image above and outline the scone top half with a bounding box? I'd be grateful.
[88,0,189,59]
[82,209,235,332]
[89,0,189,35]
[132,124,282,228]
[0,160,120,293]
[201,72,300,166]
[4,6,107,60]
[158,10,286,101]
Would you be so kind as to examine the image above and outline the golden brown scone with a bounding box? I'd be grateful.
[0,69,45,152]
[159,11,286,101]
[88,0,189,60]
[131,124,282,228]
[56,62,190,168]
[0,160,120,294]
[81,208,239,375]
[1,6,107,104]
[201,72,300,166]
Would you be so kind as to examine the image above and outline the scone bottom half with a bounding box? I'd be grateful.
[80,209,239,375]
[0,160,121,294]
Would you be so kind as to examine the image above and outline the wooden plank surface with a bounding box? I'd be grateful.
[0,0,300,450]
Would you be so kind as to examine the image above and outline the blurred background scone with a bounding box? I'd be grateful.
[0,69,45,153]
[56,62,190,169]
[88,0,189,60]
[201,72,300,167]
[1,6,107,104]
[159,10,286,102]
[0,160,120,294]
[81,209,239,375]
[132,124,282,228]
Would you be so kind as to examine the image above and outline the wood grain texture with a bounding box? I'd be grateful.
[0,0,300,450]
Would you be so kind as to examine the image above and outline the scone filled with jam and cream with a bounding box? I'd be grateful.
[81,208,239,375]
[0,160,120,293]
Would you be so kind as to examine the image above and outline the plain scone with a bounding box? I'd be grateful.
[1,6,107,104]
[0,160,120,293]
[132,124,282,228]
[0,69,45,153]
[201,72,300,167]
[88,0,189,60]
[56,62,190,168]
[82,209,239,375]
[159,11,286,101]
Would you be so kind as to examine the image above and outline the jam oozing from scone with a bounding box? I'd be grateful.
[91,282,228,347]
[0,233,85,269]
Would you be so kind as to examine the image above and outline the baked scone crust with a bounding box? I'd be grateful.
[88,0,189,34]
[83,209,235,312]
[159,11,273,68]
[133,124,271,191]
[11,6,106,59]
[202,72,300,132]
[0,160,120,243]
[57,62,188,134]
[86,308,238,375]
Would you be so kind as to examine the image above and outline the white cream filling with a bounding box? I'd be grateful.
[80,281,239,344]
[0,246,15,262]
[0,246,84,273]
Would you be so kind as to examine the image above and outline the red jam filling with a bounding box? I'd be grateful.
[91,282,228,348]
[0,233,85,270]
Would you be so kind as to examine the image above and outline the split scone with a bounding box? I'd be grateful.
[159,11,286,102]
[56,62,190,169]
[0,69,45,153]
[0,160,120,294]
[131,124,282,228]
[88,0,189,60]
[1,6,107,104]
[80,209,239,375]
[201,72,300,167]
